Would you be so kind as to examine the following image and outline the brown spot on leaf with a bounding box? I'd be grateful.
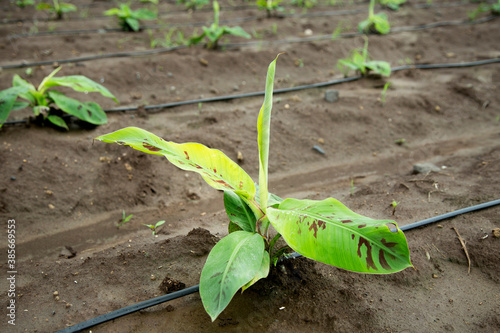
[357,237,377,271]
[351,234,355,240]
[184,151,190,160]
[309,220,319,238]
[358,224,367,228]
[213,179,234,189]
[213,168,217,173]
[381,239,398,248]
[379,249,391,270]
[317,220,327,230]
[143,143,161,152]
[342,220,353,224]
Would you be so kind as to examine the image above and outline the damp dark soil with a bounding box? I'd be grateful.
[0,0,499,332]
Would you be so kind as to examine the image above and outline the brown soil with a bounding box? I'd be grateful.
[1,0,499,332]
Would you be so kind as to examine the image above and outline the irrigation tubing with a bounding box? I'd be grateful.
[2,57,499,126]
[104,57,500,112]
[55,197,500,333]
[1,14,497,70]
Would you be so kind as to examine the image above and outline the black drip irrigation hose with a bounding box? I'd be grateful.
[106,57,500,113]
[1,14,496,70]
[399,199,500,231]
[55,198,500,333]
[2,57,499,127]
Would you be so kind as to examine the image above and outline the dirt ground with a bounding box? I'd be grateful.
[1,0,499,332]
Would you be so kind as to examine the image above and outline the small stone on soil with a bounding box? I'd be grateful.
[59,246,77,259]
[325,90,339,103]
[312,145,325,155]
[492,228,500,238]
[413,163,441,174]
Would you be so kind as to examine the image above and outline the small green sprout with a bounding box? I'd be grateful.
[104,4,156,32]
[0,67,118,130]
[256,0,284,18]
[331,20,350,41]
[394,138,406,146]
[468,1,499,20]
[177,0,209,11]
[143,220,166,236]
[188,1,251,49]
[391,200,400,215]
[337,37,391,77]
[398,57,413,65]
[380,81,391,104]
[358,0,390,34]
[37,0,77,20]
[15,0,35,8]
[291,0,317,9]
[148,28,186,48]
[117,210,134,228]
[380,0,406,11]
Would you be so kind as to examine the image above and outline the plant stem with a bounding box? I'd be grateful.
[213,0,219,28]
[268,232,281,253]
[369,0,375,18]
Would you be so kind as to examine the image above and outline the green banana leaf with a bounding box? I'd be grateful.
[267,198,412,274]
[200,231,264,321]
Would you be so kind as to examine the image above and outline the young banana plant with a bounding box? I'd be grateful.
[96,55,412,321]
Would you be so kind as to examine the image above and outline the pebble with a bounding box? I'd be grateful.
[48,204,55,209]
[10,176,16,181]
[312,145,325,155]
[325,90,339,103]
[413,163,441,174]
[237,151,244,162]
